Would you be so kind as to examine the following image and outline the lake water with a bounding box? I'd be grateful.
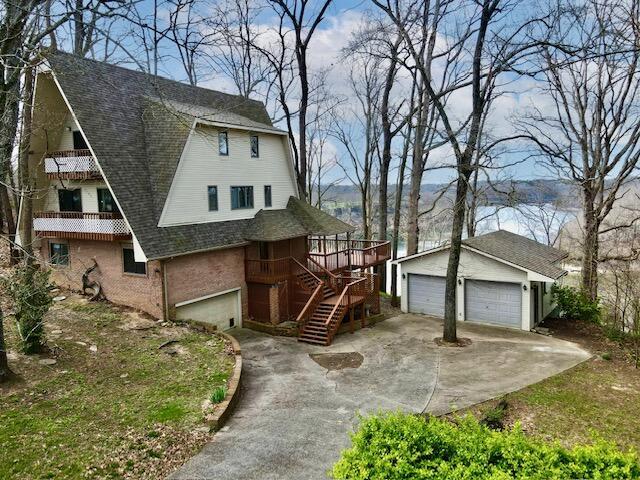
[384,205,576,294]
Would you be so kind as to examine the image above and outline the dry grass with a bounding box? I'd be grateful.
[0,294,235,479]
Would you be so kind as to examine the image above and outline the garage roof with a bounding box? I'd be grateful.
[394,230,568,280]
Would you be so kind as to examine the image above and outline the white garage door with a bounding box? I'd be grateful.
[175,290,240,331]
[465,280,521,328]
[408,274,446,317]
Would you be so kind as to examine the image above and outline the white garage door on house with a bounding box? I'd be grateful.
[175,289,240,331]
[465,280,521,328]
[408,274,446,317]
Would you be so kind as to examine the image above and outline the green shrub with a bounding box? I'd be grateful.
[210,385,227,404]
[331,412,639,480]
[551,284,601,323]
[2,263,53,354]
[481,400,508,430]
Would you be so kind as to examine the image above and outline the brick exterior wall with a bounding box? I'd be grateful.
[40,238,164,318]
[163,247,248,321]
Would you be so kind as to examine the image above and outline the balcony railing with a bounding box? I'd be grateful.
[33,211,131,241]
[44,150,101,179]
[307,237,391,271]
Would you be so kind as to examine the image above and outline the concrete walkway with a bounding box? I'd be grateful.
[171,314,591,480]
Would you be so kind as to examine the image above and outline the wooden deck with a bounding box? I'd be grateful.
[322,294,365,307]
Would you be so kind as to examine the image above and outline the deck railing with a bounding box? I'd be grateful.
[33,211,131,241]
[44,150,101,179]
[324,277,368,344]
[307,237,391,271]
[245,257,292,284]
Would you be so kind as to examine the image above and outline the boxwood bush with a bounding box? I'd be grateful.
[332,412,639,479]
[551,284,601,323]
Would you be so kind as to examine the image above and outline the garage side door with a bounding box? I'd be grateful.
[465,280,521,328]
[408,274,446,317]
[176,291,240,331]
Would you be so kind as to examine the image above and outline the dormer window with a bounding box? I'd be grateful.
[218,131,229,156]
[250,135,259,158]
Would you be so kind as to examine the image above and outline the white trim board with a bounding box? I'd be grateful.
[174,287,242,308]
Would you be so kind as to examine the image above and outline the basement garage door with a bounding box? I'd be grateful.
[465,280,521,328]
[175,290,240,331]
[408,274,446,317]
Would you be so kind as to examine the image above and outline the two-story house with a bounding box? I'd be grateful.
[17,52,390,346]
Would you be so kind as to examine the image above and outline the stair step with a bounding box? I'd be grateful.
[299,333,328,341]
[298,337,328,345]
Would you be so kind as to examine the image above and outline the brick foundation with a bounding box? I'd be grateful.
[163,247,248,321]
[40,238,164,318]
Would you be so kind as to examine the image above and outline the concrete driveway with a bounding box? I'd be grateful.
[171,314,590,480]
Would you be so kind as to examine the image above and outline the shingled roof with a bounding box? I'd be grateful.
[45,52,351,258]
[395,230,567,280]
[462,230,567,279]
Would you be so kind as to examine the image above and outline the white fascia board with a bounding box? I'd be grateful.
[196,118,287,136]
[50,71,146,260]
[132,232,147,263]
[391,244,451,265]
[174,286,241,308]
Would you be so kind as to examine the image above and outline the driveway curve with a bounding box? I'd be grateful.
[171,314,590,480]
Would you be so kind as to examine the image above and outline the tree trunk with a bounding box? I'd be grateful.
[581,190,599,300]
[0,305,9,383]
[391,142,409,307]
[443,172,469,343]
[18,66,35,259]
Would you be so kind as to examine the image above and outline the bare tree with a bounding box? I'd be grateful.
[330,54,383,240]
[262,0,334,200]
[521,0,640,300]
[375,0,554,342]
[208,0,271,98]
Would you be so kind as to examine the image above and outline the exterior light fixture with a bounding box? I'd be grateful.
[457,279,462,285]
[402,273,406,279]
[523,284,528,291]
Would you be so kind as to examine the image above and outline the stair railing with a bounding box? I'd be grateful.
[324,277,367,344]
[291,258,325,332]
[306,255,342,294]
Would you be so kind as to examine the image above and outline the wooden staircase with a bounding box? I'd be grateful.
[298,300,347,346]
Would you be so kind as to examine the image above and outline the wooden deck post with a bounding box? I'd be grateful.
[350,306,354,333]
[346,232,352,270]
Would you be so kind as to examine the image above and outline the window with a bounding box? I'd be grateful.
[264,185,272,208]
[218,131,229,156]
[230,186,254,209]
[73,130,88,150]
[97,188,118,213]
[208,185,218,211]
[123,247,146,275]
[58,189,82,212]
[250,135,259,158]
[50,242,69,266]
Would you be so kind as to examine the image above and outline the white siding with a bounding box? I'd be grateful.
[159,125,297,226]
[44,180,108,213]
[399,247,530,329]
[58,115,79,150]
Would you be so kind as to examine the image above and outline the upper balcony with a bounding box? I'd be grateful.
[44,150,101,180]
[33,211,131,241]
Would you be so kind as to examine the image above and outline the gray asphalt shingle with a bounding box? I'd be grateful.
[47,52,352,259]
[462,230,567,279]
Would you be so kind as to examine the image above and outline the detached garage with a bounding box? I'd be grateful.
[395,230,568,331]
